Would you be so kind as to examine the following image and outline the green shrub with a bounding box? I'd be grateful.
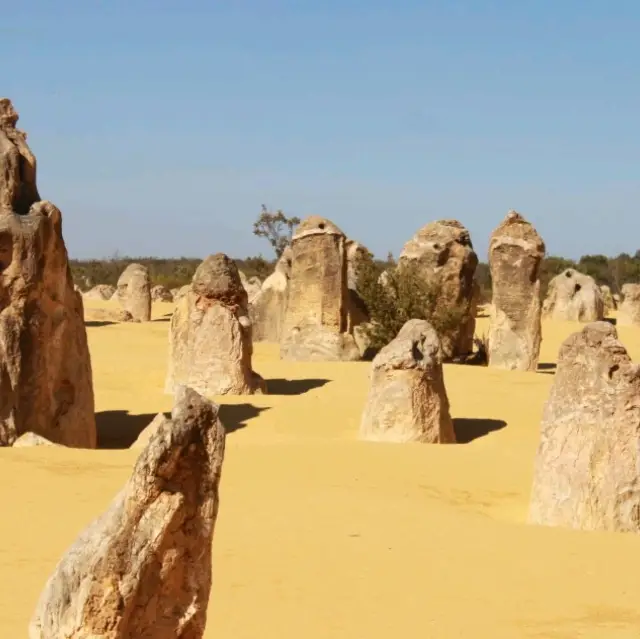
[356,252,467,355]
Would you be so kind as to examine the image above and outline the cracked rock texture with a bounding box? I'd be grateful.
[398,219,478,359]
[543,268,604,322]
[529,322,640,532]
[166,253,265,395]
[617,283,640,326]
[0,98,95,447]
[280,216,363,361]
[488,211,545,371]
[29,386,226,638]
[360,319,455,443]
[116,263,152,321]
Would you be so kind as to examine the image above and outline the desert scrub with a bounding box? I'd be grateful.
[356,251,467,356]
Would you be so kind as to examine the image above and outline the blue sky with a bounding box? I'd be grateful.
[4,2,639,261]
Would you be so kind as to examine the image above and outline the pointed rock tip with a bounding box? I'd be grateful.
[0,98,18,127]
[172,385,220,424]
[505,209,526,222]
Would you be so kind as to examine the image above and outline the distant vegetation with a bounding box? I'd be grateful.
[253,205,301,258]
[71,251,640,296]
[475,252,640,304]
[70,255,275,290]
[70,205,640,296]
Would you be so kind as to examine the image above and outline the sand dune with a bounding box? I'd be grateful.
[2,301,640,637]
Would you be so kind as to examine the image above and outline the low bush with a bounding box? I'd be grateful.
[356,252,467,355]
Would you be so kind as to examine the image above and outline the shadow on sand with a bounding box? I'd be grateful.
[537,362,556,375]
[453,418,507,444]
[266,378,330,395]
[85,320,116,328]
[218,404,270,433]
[152,314,172,323]
[96,410,158,449]
[97,402,270,447]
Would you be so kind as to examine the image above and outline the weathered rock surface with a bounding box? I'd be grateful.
[529,322,640,532]
[353,323,375,360]
[239,271,262,304]
[345,239,370,335]
[29,386,226,639]
[360,319,455,443]
[600,285,616,314]
[83,284,115,300]
[488,211,546,371]
[0,98,96,447]
[84,307,135,324]
[13,432,57,447]
[398,219,478,358]
[116,263,151,321]
[543,268,604,322]
[617,283,640,326]
[151,284,173,302]
[166,253,265,395]
[130,412,170,449]
[250,247,292,342]
[280,216,362,361]
[173,284,190,304]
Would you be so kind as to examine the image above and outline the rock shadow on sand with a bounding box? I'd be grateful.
[85,320,117,328]
[96,410,158,449]
[266,378,330,395]
[537,362,556,375]
[218,404,270,433]
[453,418,507,444]
[97,404,270,446]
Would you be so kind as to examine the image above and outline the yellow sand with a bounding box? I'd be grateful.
[2,301,640,637]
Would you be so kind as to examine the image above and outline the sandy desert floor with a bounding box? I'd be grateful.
[2,300,640,637]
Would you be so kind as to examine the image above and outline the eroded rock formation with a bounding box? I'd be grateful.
[0,98,95,447]
[84,307,134,324]
[116,263,151,321]
[239,271,262,304]
[151,284,173,302]
[345,239,370,336]
[130,412,170,449]
[166,253,265,395]
[29,386,226,638]
[359,319,455,443]
[280,216,362,361]
[13,432,57,447]
[488,211,545,371]
[83,284,115,300]
[617,283,640,326]
[398,219,478,358]
[543,269,604,322]
[529,322,640,532]
[600,285,616,314]
[173,284,190,304]
[250,247,292,342]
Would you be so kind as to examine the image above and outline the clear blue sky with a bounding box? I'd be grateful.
[4,2,639,261]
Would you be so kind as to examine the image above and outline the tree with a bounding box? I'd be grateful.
[253,205,301,258]
[578,254,612,288]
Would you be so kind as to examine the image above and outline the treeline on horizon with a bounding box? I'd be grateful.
[70,250,640,303]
